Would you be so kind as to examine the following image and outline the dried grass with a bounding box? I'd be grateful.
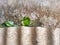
[0,0,60,29]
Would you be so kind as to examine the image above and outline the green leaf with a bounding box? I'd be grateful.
[2,20,15,27]
[21,16,30,26]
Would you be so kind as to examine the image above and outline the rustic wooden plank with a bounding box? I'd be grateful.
[6,27,18,45]
[53,28,60,45]
[21,26,34,45]
[36,27,49,45]
[0,28,5,45]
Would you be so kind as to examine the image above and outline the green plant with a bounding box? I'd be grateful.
[1,20,17,27]
[21,16,31,26]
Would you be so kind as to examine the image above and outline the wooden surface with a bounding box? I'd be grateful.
[0,27,60,45]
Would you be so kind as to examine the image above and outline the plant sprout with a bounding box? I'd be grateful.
[21,16,30,26]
